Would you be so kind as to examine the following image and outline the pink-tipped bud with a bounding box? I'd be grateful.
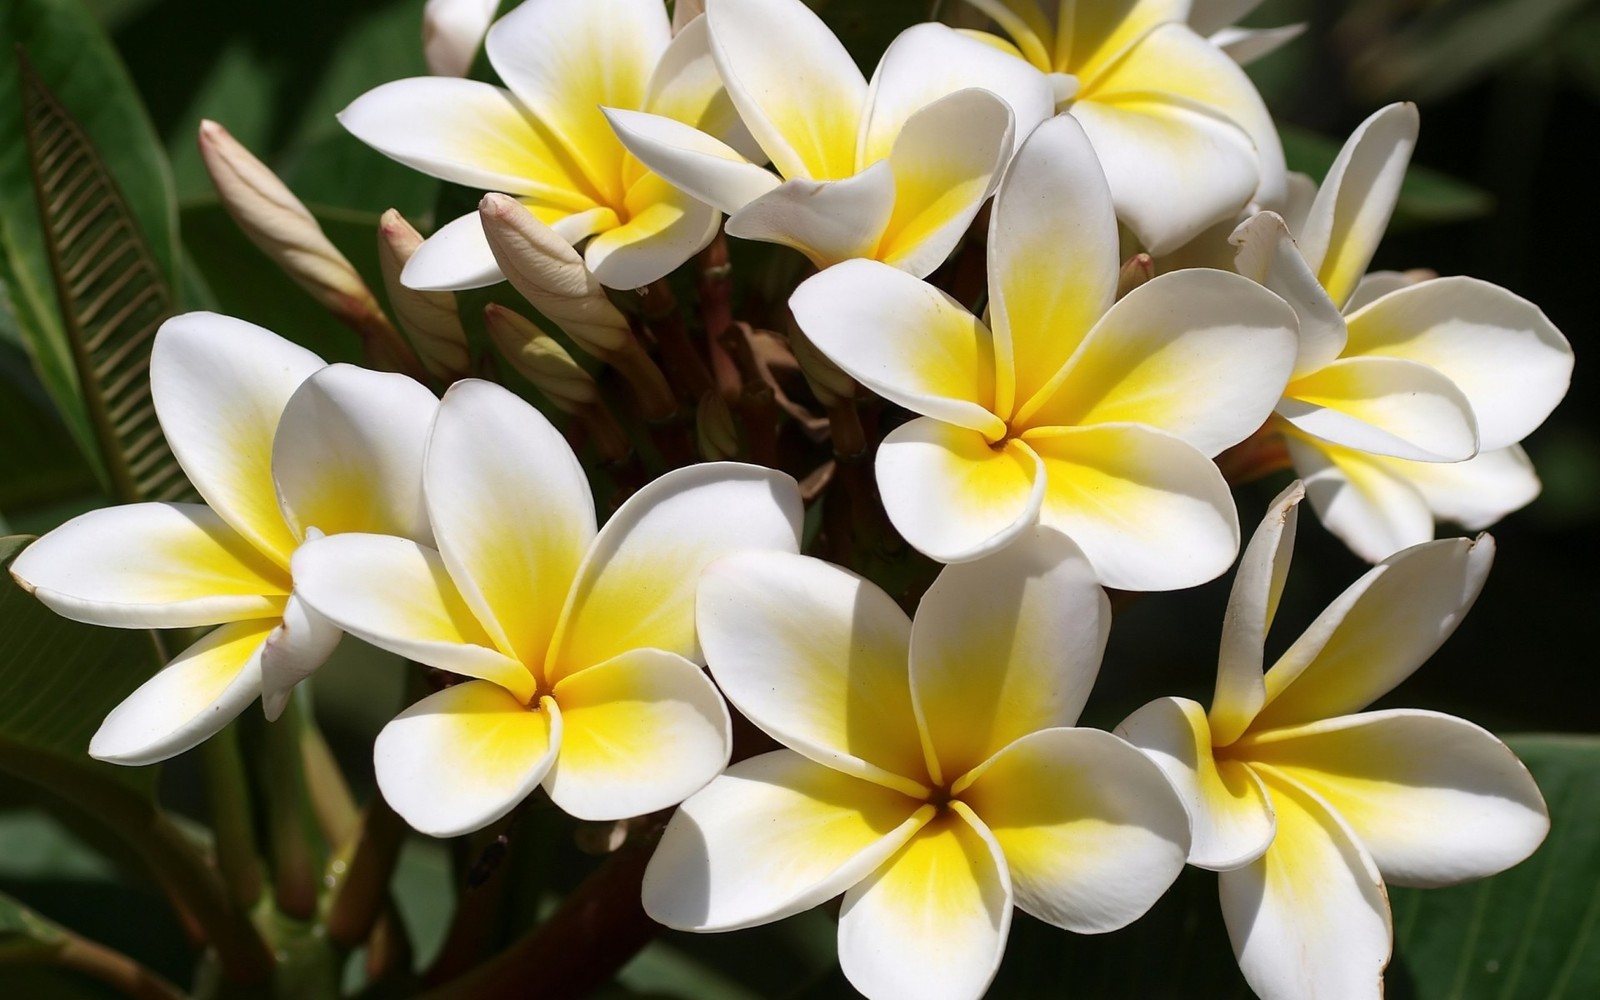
[1116,252,1155,299]
[377,210,471,382]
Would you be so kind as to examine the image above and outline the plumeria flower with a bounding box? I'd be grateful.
[291,380,802,836]
[1116,482,1548,1000]
[9,314,438,763]
[341,0,760,291]
[646,527,1191,1000]
[789,114,1298,590]
[604,0,1053,277]
[1230,103,1573,561]
[958,0,1285,252]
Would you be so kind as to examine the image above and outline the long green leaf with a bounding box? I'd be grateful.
[16,50,188,505]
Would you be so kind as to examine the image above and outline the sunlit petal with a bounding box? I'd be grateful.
[1230,211,1349,379]
[643,750,928,931]
[959,727,1190,931]
[543,648,731,820]
[877,419,1045,565]
[374,682,559,837]
[1376,445,1541,532]
[644,10,762,159]
[1279,356,1479,462]
[838,805,1012,1000]
[10,503,289,628]
[585,178,720,289]
[603,107,779,216]
[1239,709,1547,887]
[1283,430,1436,563]
[258,594,342,722]
[400,211,507,292]
[90,619,273,766]
[724,164,896,268]
[911,527,1109,783]
[697,552,929,793]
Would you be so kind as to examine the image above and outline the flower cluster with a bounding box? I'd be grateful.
[8,1,1574,998]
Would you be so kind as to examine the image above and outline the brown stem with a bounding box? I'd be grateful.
[422,817,517,987]
[717,324,780,467]
[49,934,187,1000]
[641,280,713,401]
[695,232,742,398]
[201,724,263,910]
[301,717,359,847]
[324,797,407,950]
[262,698,319,922]
[609,336,678,423]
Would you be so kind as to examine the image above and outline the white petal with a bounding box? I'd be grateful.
[602,108,779,216]
[1256,534,1494,729]
[1278,356,1479,462]
[259,594,342,722]
[10,503,288,628]
[338,78,595,205]
[548,462,802,681]
[837,805,1012,1000]
[426,380,595,668]
[1028,423,1240,591]
[1221,767,1392,1000]
[1239,709,1548,887]
[858,22,1052,165]
[584,181,720,289]
[642,750,927,931]
[290,533,537,702]
[90,620,272,765]
[724,164,896,268]
[986,114,1119,419]
[911,526,1110,783]
[1284,430,1436,563]
[1070,93,1257,255]
[400,212,506,292]
[374,681,559,837]
[542,649,731,820]
[484,0,669,204]
[1297,102,1418,309]
[1344,269,1425,314]
[1190,0,1270,36]
[876,418,1046,565]
[1341,276,1573,451]
[151,313,324,565]
[1115,697,1276,871]
[705,0,867,181]
[1381,444,1541,531]
[959,728,1191,932]
[422,0,499,77]
[1018,268,1298,455]
[789,259,1004,437]
[644,10,763,160]
[1212,23,1306,65]
[272,364,437,544]
[1210,481,1304,745]
[1230,211,1349,379]
[696,552,930,793]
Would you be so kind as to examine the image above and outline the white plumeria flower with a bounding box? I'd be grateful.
[604,0,1053,277]
[291,380,802,836]
[647,527,1191,1000]
[789,114,1298,590]
[1230,103,1574,561]
[959,0,1286,252]
[1116,482,1548,1000]
[1189,0,1306,66]
[9,314,439,763]
[341,0,759,291]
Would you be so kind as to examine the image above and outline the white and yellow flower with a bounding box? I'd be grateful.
[604,0,1053,276]
[9,314,439,763]
[290,380,802,835]
[1231,103,1574,561]
[1116,482,1548,1000]
[646,527,1190,1000]
[341,0,758,291]
[959,0,1286,252]
[789,114,1298,589]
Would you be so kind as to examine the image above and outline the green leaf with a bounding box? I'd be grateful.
[1279,125,1494,230]
[0,0,179,482]
[13,51,190,505]
[0,535,159,796]
[0,888,70,959]
[1389,735,1600,999]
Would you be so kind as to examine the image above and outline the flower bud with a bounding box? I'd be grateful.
[422,0,499,77]
[377,209,471,382]
[1116,252,1155,299]
[788,325,854,408]
[483,303,598,412]
[696,389,740,461]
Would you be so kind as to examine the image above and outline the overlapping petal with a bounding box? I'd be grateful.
[1381,445,1542,532]
[151,313,324,565]
[373,681,560,838]
[1028,423,1240,591]
[1238,709,1548,888]
[837,806,1012,1000]
[542,648,731,820]
[1278,356,1479,462]
[10,503,289,628]
[425,380,596,668]
[876,419,1045,565]
[602,107,781,215]
[399,211,507,292]
[258,594,343,722]
[89,619,274,765]
[724,164,895,269]
[547,463,801,681]
[1230,211,1349,378]
[696,552,928,792]
[960,727,1191,933]
[643,10,760,157]
[910,527,1109,782]
[1284,431,1436,562]
[584,179,720,289]
[642,750,928,931]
